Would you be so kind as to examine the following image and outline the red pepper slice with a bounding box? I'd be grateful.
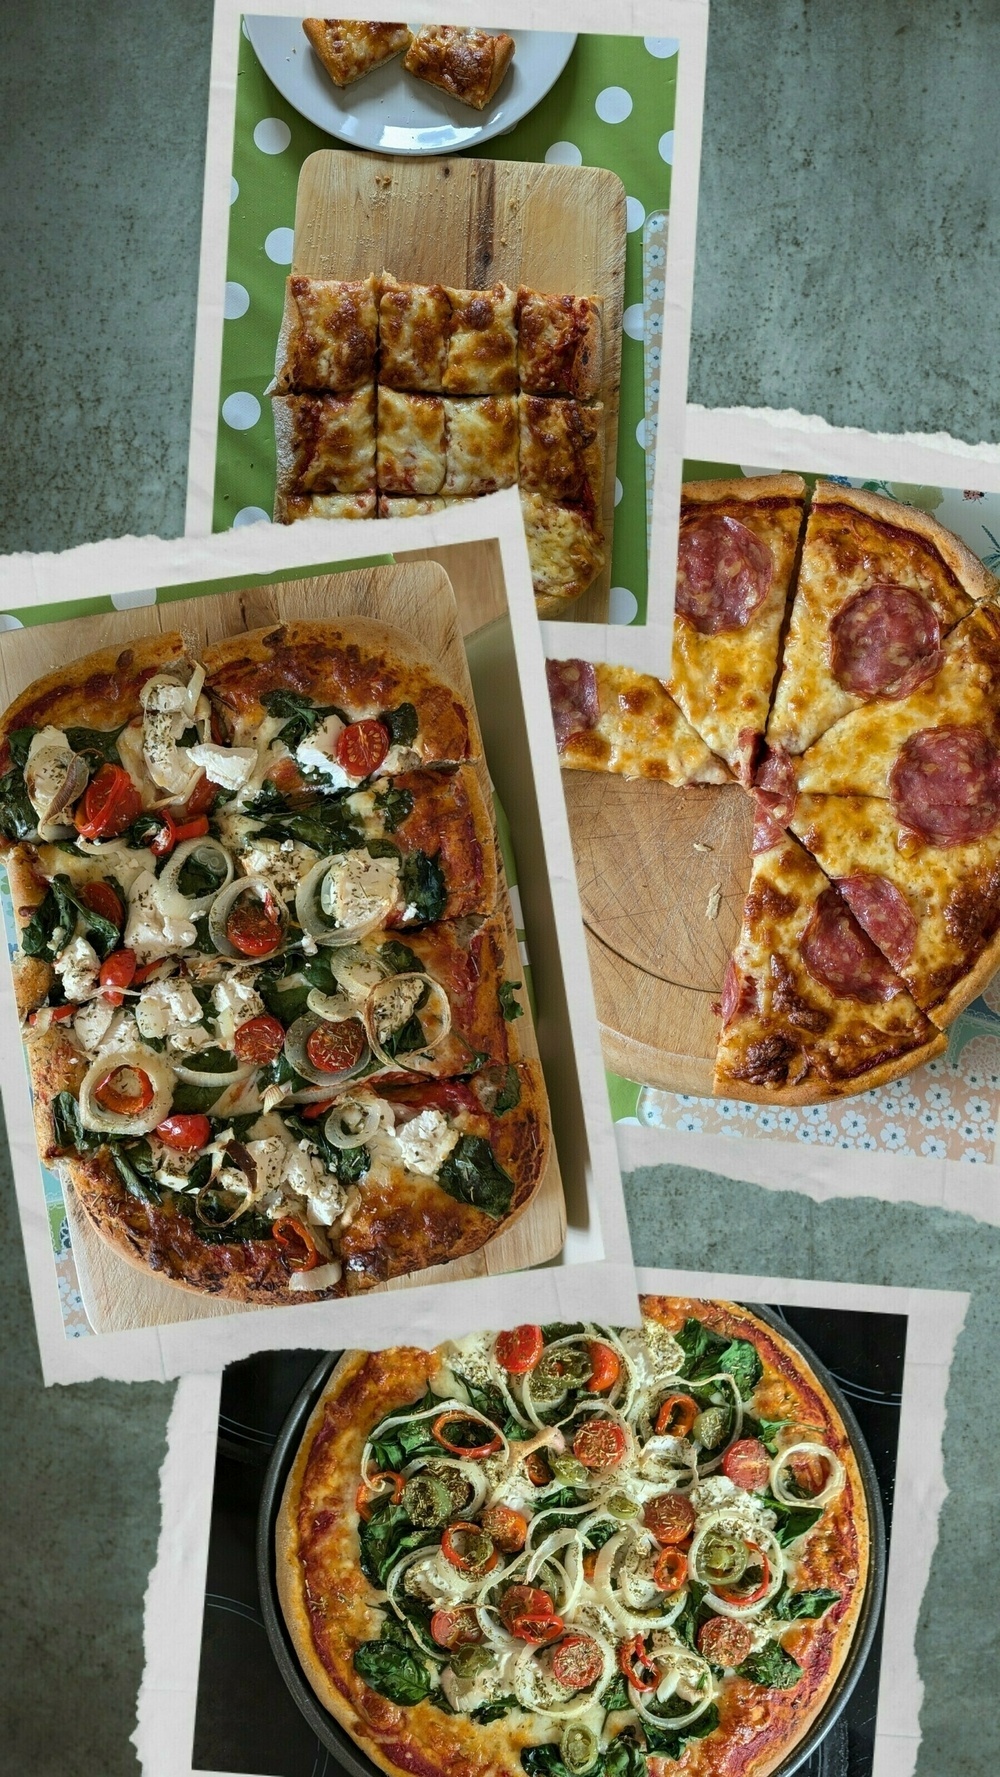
[618,1634,659,1693]
[94,1063,154,1116]
[655,1393,699,1438]
[272,1216,320,1271]
[355,1470,404,1521]
[440,1523,498,1575]
[432,1411,503,1459]
[653,1547,688,1595]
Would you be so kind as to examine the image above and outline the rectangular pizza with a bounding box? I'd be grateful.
[516,288,604,400]
[518,395,604,507]
[268,275,380,396]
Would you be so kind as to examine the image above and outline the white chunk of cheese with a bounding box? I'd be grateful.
[135,978,203,1040]
[53,936,101,1002]
[246,1136,289,1201]
[73,995,116,1051]
[187,743,256,791]
[323,852,401,929]
[392,1108,459,1177]
[242,839,315,901]
[25,727,76,823]
[295,713,349,787]
[212,969,264,1025]
[142,708,198,796]
[124,873,197,964]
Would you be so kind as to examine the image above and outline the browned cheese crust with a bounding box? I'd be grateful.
[302,21,413,88]
[403,27,516,110]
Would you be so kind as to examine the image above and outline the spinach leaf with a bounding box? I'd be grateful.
[735,1642,804,1690]
[171,1193,274,1245]
[169,1081,225,1116]
[471,1695,518,1725]
[379,702,418,748]
[671,1580,707,1651]
[257,1052,311,1095]
[243,781,289,818]
[50,1090,102,1154]
[400,850,447,923]
[764,1497,824,1547]
[175,846,229,900]
[542,1322,586,1342]
[603,1735,648,1777]
[641,1705,719,1759]
[281,1110,370,1185]
[429,1686,457,1715]
[601,1675,629,1714]
[528,1486,590,1539]
[374,786,414,832]
[110,1142,163,1204]
[473,1063,521,1116]
[260,690,347,752]
[6,727,37,769]
[0,766,38,841]
[126,811,169,850]
[366,1390,448,1475]
[521,1745,575,1777]
[353,1619,432,1706]
[437,1136,514,1219]
[253,799,363,854]
[585,1519,620,1550]
[184,1046,241,1076]
[453,1374,522,1439]
[498,980,523,1021]
[256,972,311,1027]
[379,939,421,975]
[674,1317,762,1400]
[358,1500,437,1590]
[65,724,127,766]
[774,1586,840,1620]
[51,874,120,959]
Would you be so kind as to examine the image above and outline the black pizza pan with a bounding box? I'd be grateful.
[256,1312,887,1777]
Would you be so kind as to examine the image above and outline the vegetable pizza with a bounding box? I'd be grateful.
[0,619,548,1301]
[277,1299,870,1777]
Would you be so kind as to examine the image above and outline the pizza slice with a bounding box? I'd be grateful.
[275,493,376,523]
[442,396,518,496]
[272,389,377,502]
[267,275,380,395]
[201,620,476,773]
[519,491,605,616]
[791,792,1000,1026]
[768,481,998,757]
[792,602,1000,801]
[301,20,413,87]
[516,288,604,400]
[441,284,518,395]
[518,396,604,508]
[375,389,446,496]
[403,26,516,110]
[715,815,944,1102]
[669,474,808,784]
[377,277,452,391]
[547,659,730,783]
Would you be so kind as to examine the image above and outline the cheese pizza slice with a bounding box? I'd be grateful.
[441,284,518,394]
[791,792,1000,1027]
[377,277,452,392]
[376,496,472,517]
[516,288,603,400]
[403,26,516,110]
[518,396,604,508]
[441,396,518,496]
[276,493,376,523]
[715,816,944,1103]
[272,390,377,502]
[268,275,380,395]
[302,20,412,87]
[375,389,446,496]
[547,658,729,784]
[669,474,808,784]
[768,480,998,756]
[519,492,605,617]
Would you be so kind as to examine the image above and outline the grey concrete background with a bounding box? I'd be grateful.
[1,1,999,1771]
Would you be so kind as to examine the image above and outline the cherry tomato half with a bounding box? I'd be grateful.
[495,1324,544,1373]
[99,949,137,1005]
[233,1014,285,1066]
[722,1438,771,1494]
[523,1449,553,1487]
[184,773,217,817]
[642,1492,695,1547]
[655,1393,699,1438]
[272,1217,320,1271]
[80,880,124,928]
[150,813,177,859]
[697,1616,752,1669]
[551,1635,604,1691]
[572,1419,628,1471]
[156,1113,212,1152]
[94,1064,154,1116]
[511,1613,564,1646]
[653,1547,688,1595]
[305,1018,367,1076]
[499,1586,554,1631]
[74,765,141,841]
[226,892,284,957]
[587,1341,622,1393]
[479,1505,528,1553]
[430,1607,483,1650]
[336,718,390,779]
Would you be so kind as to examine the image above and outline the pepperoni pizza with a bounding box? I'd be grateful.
[549,476,1000,1101]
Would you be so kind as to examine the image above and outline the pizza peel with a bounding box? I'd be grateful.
[255,1312,886,1777]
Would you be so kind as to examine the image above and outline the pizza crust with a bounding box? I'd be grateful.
[403,27,516,110]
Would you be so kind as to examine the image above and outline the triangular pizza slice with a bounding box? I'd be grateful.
[714,813,944,1102]
[669,473,807,783]
[547,658,730,784]
[768,481,997,757]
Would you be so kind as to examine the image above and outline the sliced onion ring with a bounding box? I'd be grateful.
[769,1441,845,1509]
[363,973,452,1072]
[284,1012,370,1088]
[172,1055,253,1089]
[295,854,399,947]
[324,1096,383,1148]
[158,837,234,916]
[208,876,287,958]
[78,1047,175,1135]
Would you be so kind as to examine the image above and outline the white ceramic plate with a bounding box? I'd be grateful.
[244,18,577,155]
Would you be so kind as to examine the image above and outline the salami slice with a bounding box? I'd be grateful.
[753,745,798,826]
[829,584,942,699]
[719,958,757,1025]
[889,725,1000,847]
[836,872,918,971]
[800,887,904,1003]
[676,515,773,636]
[546,658,599,749]
[752,803,786,854]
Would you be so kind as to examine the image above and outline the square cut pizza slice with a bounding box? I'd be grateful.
[768,480,998,757]
[301,20,413,86]
[377,496,473,517]
[276,493,376,523]
[442,396,518,496]
[791,792,1000,1027]
[669,474,808,785]
[442,285,518,395]
[518,395,604,507]
[517,288,604,400]
[377,277,452,392]
[403,26,516,110]
[268,275,379,395]
[547,659,730,784]
[272,389,376,501]
[375,389,446,496]
[520,492,605,616]
[715,817,944,1103]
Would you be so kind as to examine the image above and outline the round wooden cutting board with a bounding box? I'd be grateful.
[563,775,754,1092]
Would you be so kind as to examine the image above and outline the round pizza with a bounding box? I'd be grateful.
[277,1299,870,1777]
[0,619,548,1300]
[549,477,1000,1101]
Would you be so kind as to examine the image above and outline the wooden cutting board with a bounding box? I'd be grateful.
[293,148,626,624]
[0,560,564,1333]
[563,774,755,1094]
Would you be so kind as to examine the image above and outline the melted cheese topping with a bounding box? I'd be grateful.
[375,389,446,496]
[442,396,518,496]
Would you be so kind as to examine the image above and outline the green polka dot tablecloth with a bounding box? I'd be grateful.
[213,24,678,625]
[607,469,1000,1166]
